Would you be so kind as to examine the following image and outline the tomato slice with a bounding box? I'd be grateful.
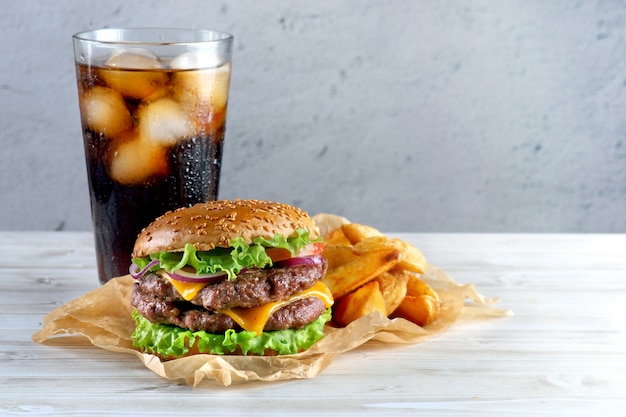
[299,242,324,257]
[265,248,292,262]
[265,242,324,262]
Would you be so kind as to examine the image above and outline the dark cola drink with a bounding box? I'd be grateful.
[74,43,231,284]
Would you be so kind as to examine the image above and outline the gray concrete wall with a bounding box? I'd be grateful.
[1,0,624,232]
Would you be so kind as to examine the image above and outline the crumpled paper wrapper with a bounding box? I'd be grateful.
[32,215,512,387]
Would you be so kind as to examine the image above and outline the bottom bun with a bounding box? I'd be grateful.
[131,309,332,359]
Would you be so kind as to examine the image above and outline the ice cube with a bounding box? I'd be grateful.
[105,49,162,69]
[137,98,195,146]
[108,130,168,185]
[100,50,168,99]
[194,107,227,135]
[170,50,223,70]
[173,63,231,114]
[79,86,132,138]
[141,86,171,103]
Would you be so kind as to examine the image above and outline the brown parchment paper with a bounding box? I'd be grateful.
[32,215,512,387]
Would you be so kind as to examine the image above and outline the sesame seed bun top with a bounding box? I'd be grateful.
[132,199,319,258]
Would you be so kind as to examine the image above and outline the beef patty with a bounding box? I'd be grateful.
[130,261,328,333]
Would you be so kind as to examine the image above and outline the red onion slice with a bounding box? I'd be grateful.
[272,254,324,269]
[165,269,228,284]
[129,259,160,280]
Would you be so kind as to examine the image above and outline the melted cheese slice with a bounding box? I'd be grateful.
[162,272,209,301]
[221,281,334,335]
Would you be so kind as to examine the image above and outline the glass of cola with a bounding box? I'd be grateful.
[73,28,233,284]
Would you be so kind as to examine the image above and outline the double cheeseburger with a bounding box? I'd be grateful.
[129,199,333,358]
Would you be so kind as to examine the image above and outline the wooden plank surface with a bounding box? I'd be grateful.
[1,232,624,416]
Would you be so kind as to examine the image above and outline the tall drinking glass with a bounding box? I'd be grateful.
[73,28,233,284]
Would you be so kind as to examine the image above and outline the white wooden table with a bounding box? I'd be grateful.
[1,232,624,416]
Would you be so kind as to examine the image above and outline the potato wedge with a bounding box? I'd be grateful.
[374,269,410,315]
[393,294,442,326]
[323,245,359,270]
[353,236,427,274]
[322,248,400,299]
[333,281,386,326]
[406,274,439,301]
[324,227,353,247]
[341,223,383,245]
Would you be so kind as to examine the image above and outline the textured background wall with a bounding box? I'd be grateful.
[1,0,625,232]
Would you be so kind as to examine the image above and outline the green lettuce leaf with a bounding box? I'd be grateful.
[131,309,332,357]
[133,229,321,280]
